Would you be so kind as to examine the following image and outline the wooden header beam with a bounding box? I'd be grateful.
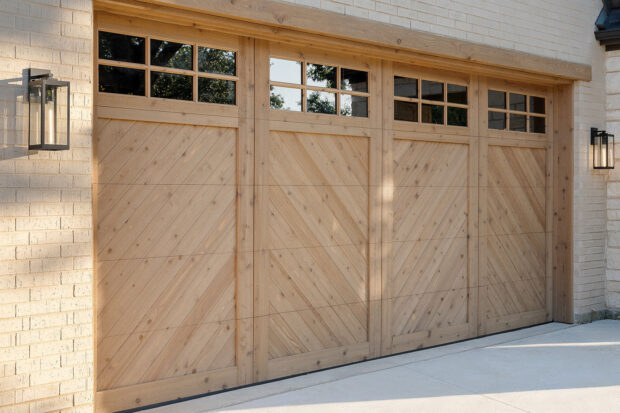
[94,0,591,83]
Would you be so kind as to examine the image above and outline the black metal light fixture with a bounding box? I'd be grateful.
[28,68,70,150]
[591,127,615,169]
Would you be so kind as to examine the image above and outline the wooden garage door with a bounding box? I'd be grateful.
[94,13,556,411]
[478,79,553,335]
[94,15,254,411]
[381,63,479,354]
[253,41,382,380]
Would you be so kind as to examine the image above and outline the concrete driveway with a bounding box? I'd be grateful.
[148,320,620,413]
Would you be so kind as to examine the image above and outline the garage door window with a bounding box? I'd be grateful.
[394,76,468,127]
[269,57,369,117]
[98,31,238,105]
[488,90,546,133]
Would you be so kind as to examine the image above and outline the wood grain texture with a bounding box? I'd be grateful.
[483,145,549,334]
[552,84,574,323]
[255,130,373,378]
[95,119,239,393]
[385,139,472,353]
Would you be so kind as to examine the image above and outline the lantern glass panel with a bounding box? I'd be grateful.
[602,133,614,169]
[593,134,602,168]
[29,84,42,147]
[610,135,616,168]
[50,84,69,147]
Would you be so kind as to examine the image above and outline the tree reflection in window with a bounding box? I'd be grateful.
[307,90,336,114]
[151,39,193,70]
[97,31,238,105]
[151,72,192,101]
[269,58,369,117]
[270,86,301,111]
[270,86,284,109]
[199,47,236,75]
[306,64,336,89]
[98,31,145,64]
[199,78,235,104]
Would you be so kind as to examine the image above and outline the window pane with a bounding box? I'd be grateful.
[530,96,545,114]
[151,71,193,101]
[488,90,506,109]
[422,104,443,124]
[151,39,193,70]
[488,111,506,130]
[510,114,526,132]
[422,80,444,102]
[198,78,235,105]
[98,31,145,64]
[530,116,545,133]
[270,58,302,84]
[341,94,368,117]
[447,84,467,104]
[341,68,368,92]
[98,65,145,96]
[509,93,526,112]
[394,100,418,122]
[270,86,301,111]
[306,64,337,88]
[394,76,417,98]
[198,47,236,76]
[307,90,336,114]
[447,107,467,127]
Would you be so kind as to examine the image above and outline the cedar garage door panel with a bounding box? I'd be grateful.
[483,145,548,334]
[95,120,239,391]
[266,132,369,359]
[254,130,377,380]
[390,140,470,349]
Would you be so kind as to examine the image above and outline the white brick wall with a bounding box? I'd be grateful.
[0,0,93,411]
[283,0,610,318]
[606,51,620,311]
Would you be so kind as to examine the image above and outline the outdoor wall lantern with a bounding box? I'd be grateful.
[28,68,70,150]
[591,127,615,169]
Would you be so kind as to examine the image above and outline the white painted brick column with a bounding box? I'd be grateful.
[0,0,94,411]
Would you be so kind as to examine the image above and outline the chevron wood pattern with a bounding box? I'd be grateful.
[386,139,471,350]
[95,119,239,391]
[484,145,548,332]
[260,130,371,364]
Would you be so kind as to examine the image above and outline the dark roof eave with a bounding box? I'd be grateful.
[595,28,620,41]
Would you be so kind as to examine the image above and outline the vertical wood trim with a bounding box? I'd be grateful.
[236,36,255,385]
[253,38,271,381]
[380,60,394,355]
[92,13,100,399]
[477,77,489,336]
[552,84,574,323]
[545,92,555,322]
[368,59,383,358]
[468,74,480,339]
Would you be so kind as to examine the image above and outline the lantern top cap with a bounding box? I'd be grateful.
[28,68,52,80]
[28,69,69,88]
